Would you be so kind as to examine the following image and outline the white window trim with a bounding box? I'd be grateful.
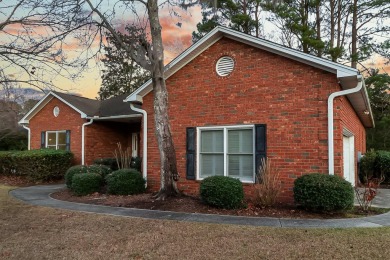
[196,124,255,183]
[46,130,66,150]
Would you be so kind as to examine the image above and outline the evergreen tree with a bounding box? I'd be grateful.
[192,0,265,42]
[98,32,150,100]
[366,70,390,151]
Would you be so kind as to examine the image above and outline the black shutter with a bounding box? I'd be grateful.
[41,131,46,148]
[186,127,196,180]
[65,130,71,151]
[255,124,267,182]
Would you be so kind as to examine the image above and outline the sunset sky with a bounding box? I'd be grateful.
[1,2,388,99]
[57,5,203,99]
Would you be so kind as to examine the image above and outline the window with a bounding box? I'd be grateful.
[46,131,67,150]
[198,126,254,182]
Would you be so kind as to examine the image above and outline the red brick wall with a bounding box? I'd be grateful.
[29,97,84,164]
[334,96,366,181]
[141,37,366,202]
[85,122,140,165]
[29,96,141,166]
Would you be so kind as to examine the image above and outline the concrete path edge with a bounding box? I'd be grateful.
[9,184,390,229]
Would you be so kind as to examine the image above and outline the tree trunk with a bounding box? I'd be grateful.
[315,2,322,57]
[351,0,358,68]
[147,0,180,199]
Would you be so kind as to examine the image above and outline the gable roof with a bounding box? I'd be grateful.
[19,91,139,124]
[124,26,374,128]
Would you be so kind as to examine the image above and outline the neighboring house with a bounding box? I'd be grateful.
[19,92,141,165]
[20,26,374,201]
[124,26,373,201]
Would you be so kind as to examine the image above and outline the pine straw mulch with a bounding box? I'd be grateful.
[51,188,389,220]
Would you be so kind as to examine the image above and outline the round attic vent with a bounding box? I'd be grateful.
[216,56,234,77]
[53,106,60,117]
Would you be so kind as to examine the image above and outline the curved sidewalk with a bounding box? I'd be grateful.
[9,184,390,229]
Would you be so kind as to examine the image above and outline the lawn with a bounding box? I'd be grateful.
[1,185,390,259]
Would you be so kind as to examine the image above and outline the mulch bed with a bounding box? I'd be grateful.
[51,189,386,219]
[2,175,387,219]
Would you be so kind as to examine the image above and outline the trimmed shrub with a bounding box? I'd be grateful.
[360,150,390,183]
[360,150,377,182]
[294,173,354,212]
[87,164,112,179]
[376,151,390,182]
[200,176,244,209]
[0,149,73,181]
[65,165,88,188]
[106,169,145,195]
[93,158,118,171]
[71,173,103,196]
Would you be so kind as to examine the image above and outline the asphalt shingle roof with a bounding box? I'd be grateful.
[52,91,139,117]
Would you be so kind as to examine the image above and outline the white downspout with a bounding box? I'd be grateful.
[82,119,94,165]
[130,103,147,184]
[21,125,31,150]
[328,76,363,175]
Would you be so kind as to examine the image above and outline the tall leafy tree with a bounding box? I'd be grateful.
[366,70,390,151]
[98,31,150,100]
[192,0,265,42]
[265,0,390,66]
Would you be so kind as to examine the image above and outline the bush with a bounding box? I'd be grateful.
[65,165,88,188]
[360,150,377,182]
[293,173,354,212]
[376,151,390,182]
[200,176,244,209]
[93,158,118,171]
[106,169,145,195]
[87,164,112,179]
[71,173,103,196]
[0,149,73,181]
[360,150,390,183]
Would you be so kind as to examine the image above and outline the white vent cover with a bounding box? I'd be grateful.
[53,106,60,117]
[216,56,234,76]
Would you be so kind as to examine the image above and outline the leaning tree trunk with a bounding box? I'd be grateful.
[147,0,180,199]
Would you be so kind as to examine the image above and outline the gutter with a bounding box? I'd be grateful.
[82,119,94,165]
[21,124,31,150]
[328,75,363,175]
[130,103,147,184]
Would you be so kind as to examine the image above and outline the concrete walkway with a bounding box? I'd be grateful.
[9,184,390,229]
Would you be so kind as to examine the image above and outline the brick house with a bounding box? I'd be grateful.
[20,27,373,201]
[124,26,373,201]
[19,92,141,165]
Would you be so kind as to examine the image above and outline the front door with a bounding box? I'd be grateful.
[343,135,355,186]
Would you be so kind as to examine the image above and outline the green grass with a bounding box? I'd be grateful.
[1,184,390,259]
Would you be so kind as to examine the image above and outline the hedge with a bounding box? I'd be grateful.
[360,150,390,183]
[294,173,354,212]
[0,149,73,181]
[93,158,118,171]
[200,176,244,209]
[106,169,145,195]
[71,173,103,196]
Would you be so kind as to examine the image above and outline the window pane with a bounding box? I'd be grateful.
[228,155,253,178]
[57,145,67,150]
[228,129,253,153]
[57,132,66,145]
[47,133,56,146]
[201,130,223,153]
[200,154,224,178]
